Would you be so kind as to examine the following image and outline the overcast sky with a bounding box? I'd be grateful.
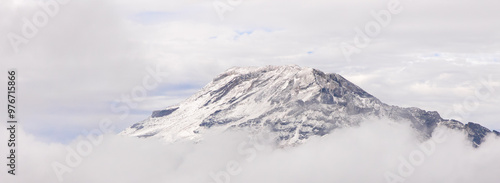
[1,0,499,143]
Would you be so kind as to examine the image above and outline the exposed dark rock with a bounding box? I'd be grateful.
[465,122,492,146]
[151,107,179,118]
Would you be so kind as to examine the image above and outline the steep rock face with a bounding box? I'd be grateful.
[121,65,495,146]
[465,122,494,146]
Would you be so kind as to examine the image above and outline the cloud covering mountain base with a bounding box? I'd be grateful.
[1,119,499,183]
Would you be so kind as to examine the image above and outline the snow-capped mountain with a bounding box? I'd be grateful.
[121,65,498,146]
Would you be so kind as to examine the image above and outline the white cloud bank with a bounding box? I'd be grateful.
[1,119,499,183]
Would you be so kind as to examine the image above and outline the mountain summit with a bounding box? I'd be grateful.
[121,65,496,146]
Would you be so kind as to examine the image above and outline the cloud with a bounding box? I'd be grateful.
[1,119,499,183]
[1,0,498,142]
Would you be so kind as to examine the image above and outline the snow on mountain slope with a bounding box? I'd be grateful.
[121,65,496,146]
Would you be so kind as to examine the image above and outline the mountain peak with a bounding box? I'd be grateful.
[121,65,495,146]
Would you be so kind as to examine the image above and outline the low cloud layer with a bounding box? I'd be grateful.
[1,119,499,183]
